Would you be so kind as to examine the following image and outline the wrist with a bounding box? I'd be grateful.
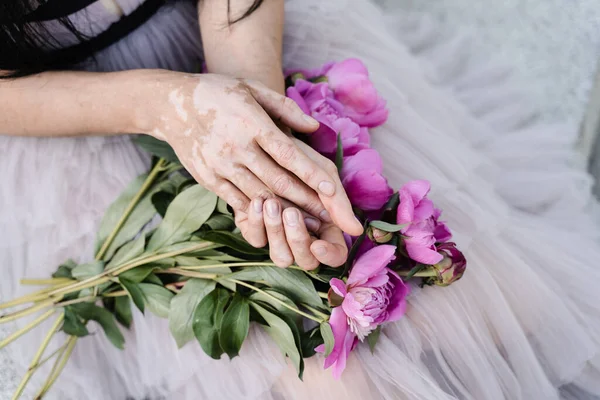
[120,69,177,136]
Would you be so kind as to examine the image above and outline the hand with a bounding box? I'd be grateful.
[235,198,348,269]
[235,139,351,268]
[138,71,363,236]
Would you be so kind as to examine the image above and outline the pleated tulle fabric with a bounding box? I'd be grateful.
[1,1,599,399]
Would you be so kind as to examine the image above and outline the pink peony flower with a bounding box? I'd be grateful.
[287,59,388,128]
[397,180,452,265]
[325,59,388,127]
[287,81,369,156]
[341,149,393,211]
[317,245,409,378]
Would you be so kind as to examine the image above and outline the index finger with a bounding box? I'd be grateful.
[255,130,338,198]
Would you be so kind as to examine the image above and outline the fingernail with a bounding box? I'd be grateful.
[284,209,299,226]
[318,181,335,196]
[304,217,320,232]
[253,198,263,214]
[313,245,327,256]
[319,210,332,222]
[265,199,279,218]
[303,114,319,125]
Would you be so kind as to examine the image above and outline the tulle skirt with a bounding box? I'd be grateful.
[1,1,599,399]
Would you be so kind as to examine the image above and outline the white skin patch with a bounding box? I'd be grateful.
[151,128,166,140]
[169,89,188,122]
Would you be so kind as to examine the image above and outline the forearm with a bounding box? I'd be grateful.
[199,0,285,94]
[0,70,146,137]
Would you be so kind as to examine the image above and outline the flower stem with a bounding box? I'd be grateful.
[34,336,77,398]
[0,299,57,324]
[53,296,96,308]
[228,279,325,323]
[47,242,216,298]
[178,262,278,270]
[95,158,167,261]
[11,314,64,400]
[301,304,329,321]
[317,292,329,299]
[0,310,55,349]
[20,278,73,286]
[0,282,73,310]
[102,290,128,298]
[158,268,217,280]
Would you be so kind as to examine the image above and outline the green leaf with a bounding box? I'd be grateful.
[191,250,245,262]
[133,135,180,163]
[106,235,146,269]
[383,192,399,211]
[71,261,104,281]
[204,214,235,231]
[367,325,382,354]
[341,220,369,277]
[251,303,302,376]
[147,185,218,252]
[225,267,322,308]
[320,322,335,356]
[53,259,76,279]
[142,273,163,286]
[219,293,250,359]
[95,173,147,255]
[114,296,133,328]
[169,278,216,348]
[196,231,269,255]
[369,220,408,233]
[119,265,156,283]
[335,132,344,172]
[152,191,175,218]
[139,283,174,318]
[119,277,145,313]
[192,288,230,359]
[70,303,125,349]
[300,327,323,358]
[62,307,89,337]
[249,289,300,321]
[216,198,231,215]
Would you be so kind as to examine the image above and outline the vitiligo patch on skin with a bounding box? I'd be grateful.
[168,89,188,122]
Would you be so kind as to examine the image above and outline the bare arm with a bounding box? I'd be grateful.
[199,0,285,94]
[0,70,143,137]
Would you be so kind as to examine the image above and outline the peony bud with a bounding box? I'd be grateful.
[367,227,393,244]
[425,242,466,286]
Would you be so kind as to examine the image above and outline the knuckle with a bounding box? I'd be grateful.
[271,174,293,195]
[230,196,249,213]
[324,159,338,175]
[256,189,275,201]
[273,255,294,268]
[280,96,296,111]
[274,141,296,164]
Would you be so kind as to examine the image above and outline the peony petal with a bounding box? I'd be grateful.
[405,240,443,265]
[385,270,410,322]
[402,180,431,204]
[413,198,434,222]
[397,186,415,227]
[345,98,389,127]
[327,58,369,87]
[329,278,348,298]
[333,76,379,113]
[347,245,396,285]
[286,86,310,115]
[322,307,349,370]
[342,170,394,211]
[434,221,453,243]
[331,328,357,379]
[342,149,384,177]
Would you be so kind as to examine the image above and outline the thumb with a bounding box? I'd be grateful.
[244,79,319,134]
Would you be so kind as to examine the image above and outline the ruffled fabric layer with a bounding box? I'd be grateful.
[1,1,599,399]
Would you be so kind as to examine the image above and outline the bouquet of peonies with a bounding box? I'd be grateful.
[0,59,466,398]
